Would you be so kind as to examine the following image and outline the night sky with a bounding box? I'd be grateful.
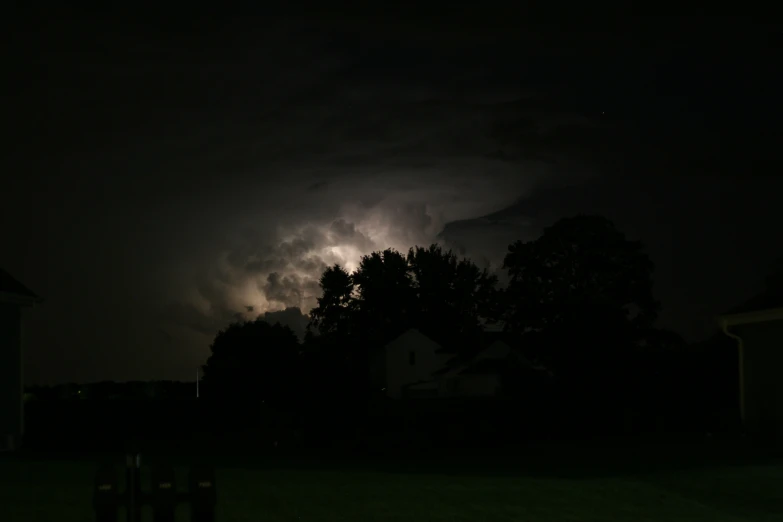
[4,11,781,384]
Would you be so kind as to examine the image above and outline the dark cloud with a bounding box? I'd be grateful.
[261,307,310,341]
[14,14,772,383]
[329,219,375,251]
[306,180,331,192]
[262,273,305,308]
[163,302,232,338]
[7,16,602,383]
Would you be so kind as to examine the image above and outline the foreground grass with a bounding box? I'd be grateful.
[0,454,782,521]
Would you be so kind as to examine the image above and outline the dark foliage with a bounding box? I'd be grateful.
[24,215,742,453]
[201,319,300,410]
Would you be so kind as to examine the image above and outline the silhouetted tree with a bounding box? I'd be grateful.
[308,244,501,393]
[201,319,300,412]
[504,215,659,332]
[308,264,355,338]
[305,264,362,405]
[408,244,500,356]
[503,215,662,419]
[308,250,414,401]
[351,248,416,347]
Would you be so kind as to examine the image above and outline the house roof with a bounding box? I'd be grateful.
[385,328,444,352]
[406,380,439,390]
[0,268,42,305]
[432,329,517,354]
[435,340,540,378]
[483,330,514,343]
[458,358,509,375]
[477,339,519,361]
[689,332,736,352]
[722,290,783,316]
[719,286,783,327]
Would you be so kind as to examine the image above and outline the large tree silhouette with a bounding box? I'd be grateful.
[408,244,500,355]
[503,215,660,378]
[308,249,414,397]
[302,264,361,405]
[351,248,417,346]
[308,264,355,338]
[310,245,500,347]
[307,244,501,392]
[201,319,300,409]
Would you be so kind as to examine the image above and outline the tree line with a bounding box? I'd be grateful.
[199,214,736,439]
[21,214,737,450]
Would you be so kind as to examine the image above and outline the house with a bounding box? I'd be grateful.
[381,329,453,399]
[380,328,548,399]
[435,337,539,398]
[0,268,43,451]
[718,271,783,436]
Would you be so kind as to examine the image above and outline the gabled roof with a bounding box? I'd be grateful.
[0,268,43,305]
[723,291,783,316]
[719,289,783,327]
[385,328,444,351]
[689,333,736,352]
[405,380,439,390]
[458,358,509,375]
[432,328,517,354]
[435,339,543,378]
[482,329,515,344]
[476,339,524,361]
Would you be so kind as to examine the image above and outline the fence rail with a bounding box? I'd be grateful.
[93,454,216,522]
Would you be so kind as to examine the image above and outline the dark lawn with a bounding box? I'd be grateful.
[1,443,782,521]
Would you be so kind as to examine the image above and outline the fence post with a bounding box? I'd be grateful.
[125,453,142,522]
[189,465,217,522]
[93,463,119,522]
[151,463,177,522]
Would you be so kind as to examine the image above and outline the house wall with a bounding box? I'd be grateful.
[0,304,23,451]
[439,375,501,398]
[735,319,783,436]
[458,375,501,397]
[385,330,451,399]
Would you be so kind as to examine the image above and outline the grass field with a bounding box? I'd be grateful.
[1,447,782,521]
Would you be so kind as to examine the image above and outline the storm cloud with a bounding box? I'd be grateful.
[114,21,608,346]
[6,13,631,383]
